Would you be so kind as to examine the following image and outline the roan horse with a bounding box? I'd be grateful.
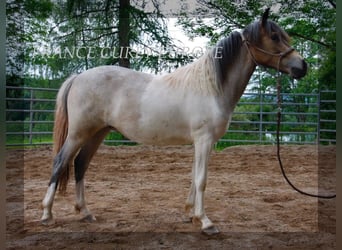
[41,9,307,235]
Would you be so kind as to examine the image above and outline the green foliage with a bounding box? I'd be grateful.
[104,132,137,146]
[317,51,336,90]
[6,0,53,80]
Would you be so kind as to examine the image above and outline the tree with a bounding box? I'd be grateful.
[38,0,189,79]
[118,0,130,68]
[6,0,53,84]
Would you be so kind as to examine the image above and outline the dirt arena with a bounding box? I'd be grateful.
[6,144,335,249]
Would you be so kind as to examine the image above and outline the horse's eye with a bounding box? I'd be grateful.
[271,33,280,42]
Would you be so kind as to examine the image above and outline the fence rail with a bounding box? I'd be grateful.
[5,86,336,147]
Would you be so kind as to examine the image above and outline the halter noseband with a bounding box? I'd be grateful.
[240,33,294,72]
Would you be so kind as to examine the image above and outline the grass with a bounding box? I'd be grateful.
[6,134,53,147]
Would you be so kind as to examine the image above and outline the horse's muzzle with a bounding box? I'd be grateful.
[291,60,307,79]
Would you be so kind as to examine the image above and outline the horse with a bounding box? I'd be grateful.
[41,8,307,235]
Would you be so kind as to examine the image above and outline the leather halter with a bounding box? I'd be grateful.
[240,33,294,72]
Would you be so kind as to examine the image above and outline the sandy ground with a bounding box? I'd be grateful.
[6,144,335,249]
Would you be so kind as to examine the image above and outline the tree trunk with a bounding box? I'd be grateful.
[118,0,130,68]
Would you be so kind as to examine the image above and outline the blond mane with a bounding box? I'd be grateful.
[161,50,222,96]
[160,31,244,96]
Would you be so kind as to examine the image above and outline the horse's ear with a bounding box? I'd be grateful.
[261,8,270,27]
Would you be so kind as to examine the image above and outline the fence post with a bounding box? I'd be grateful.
[29,88,34,145]
[259,92,263,143]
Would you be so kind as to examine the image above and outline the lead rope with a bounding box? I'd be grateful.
[242,34,336,199]
[276,73,336,199]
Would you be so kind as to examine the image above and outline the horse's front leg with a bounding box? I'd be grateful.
[190,137,219,235]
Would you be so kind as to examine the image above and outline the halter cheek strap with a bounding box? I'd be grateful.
[240,33,259,66]
[240,33,294,72]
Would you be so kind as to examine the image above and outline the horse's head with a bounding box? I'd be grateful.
[242,8,307,79]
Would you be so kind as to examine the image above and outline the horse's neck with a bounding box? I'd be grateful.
[221,46,256,111]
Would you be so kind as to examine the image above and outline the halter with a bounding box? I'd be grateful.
[240,33,294,72]
[240,33,336,199]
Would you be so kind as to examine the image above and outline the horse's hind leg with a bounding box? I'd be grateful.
[41,136,83,224]
[74,127,111,222]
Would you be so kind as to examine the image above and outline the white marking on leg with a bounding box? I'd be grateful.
[41,183,56,223]
[199,214,214,229]
[75,179,95,221]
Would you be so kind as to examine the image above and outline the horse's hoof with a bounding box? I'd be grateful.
[41,218,54,225]
[80,214,96,223]
[202,225,220,235]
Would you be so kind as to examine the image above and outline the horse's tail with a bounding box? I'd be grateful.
[53,74,77,194]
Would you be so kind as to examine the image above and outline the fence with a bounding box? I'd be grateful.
[318,90,336,144]
[5,86,336,147]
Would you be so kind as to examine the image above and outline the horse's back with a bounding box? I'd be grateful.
[75,65,152,88]
[69,65,152,103]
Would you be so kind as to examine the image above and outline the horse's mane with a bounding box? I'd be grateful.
[162,31,243,96]
[161,19,289,96]
[214,31,243,88]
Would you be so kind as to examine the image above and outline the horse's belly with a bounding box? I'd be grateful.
[133,115,192,145]
[109,104,192,145]
[137,133,192,145]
